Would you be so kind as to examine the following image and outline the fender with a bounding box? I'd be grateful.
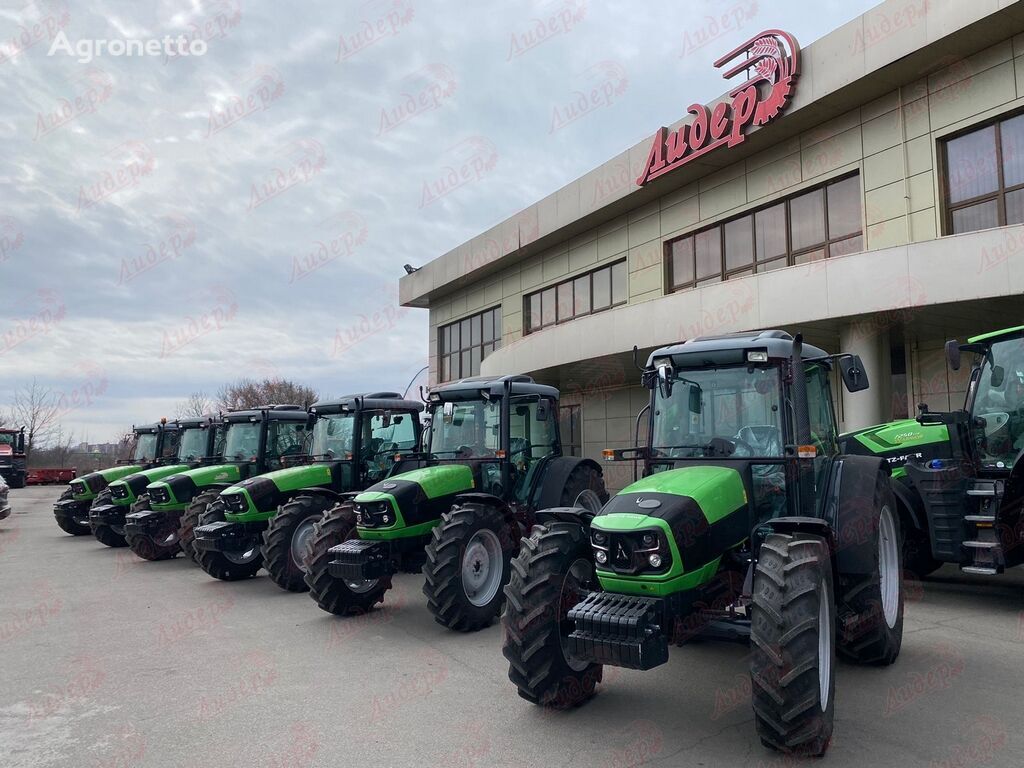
[890,476,925,534]
[535,505,596,528]
[452,491,521,539]
[828,455,889,578]
[533,456,605,511]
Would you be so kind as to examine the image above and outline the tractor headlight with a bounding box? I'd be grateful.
[592,527,671,575]
[648,553,662,568]
[595,550,607,564]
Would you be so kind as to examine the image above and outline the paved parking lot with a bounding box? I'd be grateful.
[2,485,1023,768]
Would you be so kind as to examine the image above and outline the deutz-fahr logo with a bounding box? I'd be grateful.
[636,30,800,186]
[892,432,922,443]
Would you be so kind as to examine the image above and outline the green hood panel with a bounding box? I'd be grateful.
[130,463,190,484]
[242,463,334,495]
[617,466,747,524]
[845,418,949,453]
[97,465,143,483]
[170,463,244,487]
[358,464,474,501]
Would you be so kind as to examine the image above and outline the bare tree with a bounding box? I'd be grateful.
[217,378,318,411]
[176,391,214,418]
[30,426,76,468]
[10,378,61,461]
[115,429,136,460]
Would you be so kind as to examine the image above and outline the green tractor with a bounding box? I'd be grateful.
[140,405,309,565]
[304,375,609,632]
[194,393,423,589]
[122,415,226,559]
[842,325,1024,578]
[502,331,904,757]
[52,422,179,537]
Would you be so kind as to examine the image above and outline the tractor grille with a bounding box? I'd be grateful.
[149,486,171,505]
[110,484,130,501]
[354,500,394,528]
[222,493,248,514]
[70,480,87,496]
[592,529,671,576]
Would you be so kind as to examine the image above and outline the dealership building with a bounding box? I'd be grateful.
[400,0,1024,490]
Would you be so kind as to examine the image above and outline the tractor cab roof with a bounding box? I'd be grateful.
[175,414,218,429]
[648,330,828,369]
[222,404,308,424]
[311,392,422,415]
[968,325,1024,345]
[430,374,559,402]
[134,421,178,434]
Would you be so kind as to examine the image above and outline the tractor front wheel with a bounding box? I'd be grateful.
[89,489,127,548]
[126,495,181,561]
[195,501,263,581]
[750,532,835,756]
[54,488,91,536]
[423,503,515,632]
[262,494,334,592]
[502,523,602,708]
[305,503,391,614]
[178,489,220,563]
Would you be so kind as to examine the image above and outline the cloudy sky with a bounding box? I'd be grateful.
[0,0,880,443]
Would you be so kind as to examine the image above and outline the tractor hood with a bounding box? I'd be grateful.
[843,418,949,453]
[147,462,246,507]
[109,463,191,505]
[591,465,750,597]
[353,464,475,540]
[71,464,143,499]
[220,463,338,519]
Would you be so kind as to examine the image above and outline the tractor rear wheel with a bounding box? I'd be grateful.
[423,503,514,631]
[179,489,220,563]
[837,475,904,665]
[195,500,263,581]
[126,495,181,561]
[560,463,609,509]
[750,532,835,757]
[262,494,334,592]
[90,489,127,548]
[502,523,603,708]
[54,488,91,536]
[903,529,942,579]
[305,502,391,615]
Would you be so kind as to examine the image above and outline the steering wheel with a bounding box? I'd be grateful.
[708,436,756,457]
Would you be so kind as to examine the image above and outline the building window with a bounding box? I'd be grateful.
[943,113,1024,234]
[667,174,863,292]
[439,307,501,382]
[525,260,627,334]
[559,405,582,456]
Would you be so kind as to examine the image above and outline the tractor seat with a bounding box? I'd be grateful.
[737,426,783,457]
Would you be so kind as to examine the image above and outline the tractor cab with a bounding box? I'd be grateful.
[123,421,181,465]
[0,427,27,488]
[906,325,1024,574]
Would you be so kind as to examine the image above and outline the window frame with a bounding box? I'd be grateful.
[523,258,628,335]
[941,111,1024,235]
[665,172,863,293]
[438,306,502,383]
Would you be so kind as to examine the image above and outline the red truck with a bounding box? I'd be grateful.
[26,468,77,485]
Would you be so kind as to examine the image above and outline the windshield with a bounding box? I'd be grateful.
[222,422,261,461]
[652,365,784,458]
[132,433,160,462]
[177,427,209,461]
[972,335,1024,468]
[427,398,501,459]
[0,433,15,446]
[311,414,356,458]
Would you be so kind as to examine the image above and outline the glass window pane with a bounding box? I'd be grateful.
[757,258,787,273]
[696,275,721,287]
[541,287,556,326]
[482,342,493,358]
[493,312,501,343]
[471,346,482,374]
[574,275,591,315]
[612,261,627,304]
[557,282,573,321]
[441,355,449,382]
[442,325,451,353]
[471,315,482,346]
[528,294,541,332]
[448,354,458,379]
[592,267,611,310]
[671,237,694,287]
[754,204,787,262]
[450,323,460,352]
[792,248,826,265]
[950,200,999,234]
[724,215,753,271]
[462,350,472,377]
[460,319,471,349]
[1001,114,1024,187]
[1006,188,1024,225]
[946,125,998,204]
[730,268,753,278]
[483,311,494,342]
[790,189,826,251]
[695,227,721,279]
[829,235,863,258]
[826,176,861,238]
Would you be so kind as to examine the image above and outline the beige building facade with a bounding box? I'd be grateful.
[400,0,1024,491]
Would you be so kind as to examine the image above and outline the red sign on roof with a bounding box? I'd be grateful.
[636,30,800,187]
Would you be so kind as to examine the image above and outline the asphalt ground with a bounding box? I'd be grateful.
[2,485,1023,768]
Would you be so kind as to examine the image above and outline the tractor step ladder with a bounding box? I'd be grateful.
[960,479,1005,575]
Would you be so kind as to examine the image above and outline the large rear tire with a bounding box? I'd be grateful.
[304,503,391,615]
[750,532,835,757]
[54,488,91,536]
[262,494,334,592]
[179,489,220,564]
[126,495,181,561]
[195,500,263,581]
[560,463,609,509]
[423,503,514,632]
[837,475,904,665]
[89,489,127,548]
[502,523,602,708]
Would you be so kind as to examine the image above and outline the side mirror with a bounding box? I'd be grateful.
[688,386,702,415]
[839,355,870,392]
[536,400,550,422]
[991,365,1005,388]
[442,401,455,425]
[945,339,961,371]
[382,411,392,429]
[657,364,674,399]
